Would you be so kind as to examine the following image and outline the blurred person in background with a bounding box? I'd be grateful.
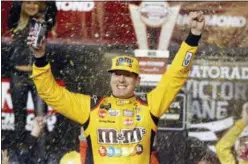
[60,151,81,164]
[1,149,10,164]
[2,116,45,164]
[155,131,219,164]
[152,101,219,164]
[216,102,248,164]
[18,116,46,164]
[28,11,205,164]
[6,1,57,157]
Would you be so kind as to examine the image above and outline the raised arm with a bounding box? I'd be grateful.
[216,102,248,164]
[28,32,90,124]
[148,11,205,117]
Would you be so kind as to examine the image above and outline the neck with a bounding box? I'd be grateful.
[112,94,135,99]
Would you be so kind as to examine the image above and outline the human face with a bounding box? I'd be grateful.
[21,1,39,16]
[236,136,248,161]
[110,70,140,99]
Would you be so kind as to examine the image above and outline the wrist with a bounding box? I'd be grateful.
[190,29,202,36]
[34,54,48,67]
[185,31,202,46]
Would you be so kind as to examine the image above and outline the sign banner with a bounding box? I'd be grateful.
[2,2,248,48]
[1,78,65,132]
[158,93,187,131]
[185,60,248,152]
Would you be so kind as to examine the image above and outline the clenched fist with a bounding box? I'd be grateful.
[189,11,205,36]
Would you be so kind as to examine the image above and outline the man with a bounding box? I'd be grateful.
[216,102,248,164]
[28,11,205,164]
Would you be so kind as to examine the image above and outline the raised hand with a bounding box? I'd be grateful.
[241,102,248,125]
[31,116,45,137]
[189,11,205,36]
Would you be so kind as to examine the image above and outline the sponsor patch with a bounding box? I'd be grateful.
[123,110,134,117]
[107,147,115,157]
[114,148,122,157]
[98,109,107,118]
[117,99,131,105]
[108,109,120,116]
[99,146,107,156]
[124,119,134,126]
[182,52,192,67]
[136,114,141,121]
[121,147,129,157]
[99,146,142,157]
[135,144,143,155]
[97,127,146,144]
[116,57,133,67]
[99,120,115,123]
[100,103,111,110]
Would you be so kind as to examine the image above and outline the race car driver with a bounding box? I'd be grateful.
[28,11,205,164]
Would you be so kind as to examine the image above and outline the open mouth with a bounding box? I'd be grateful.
[117,85,127,90]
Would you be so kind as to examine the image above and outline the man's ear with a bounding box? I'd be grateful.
[136,76,141,87]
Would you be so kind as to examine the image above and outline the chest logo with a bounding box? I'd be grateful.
[97,127,146,144]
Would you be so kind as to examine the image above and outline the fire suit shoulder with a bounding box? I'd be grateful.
[136,94,148,106]
[90,95,104,110]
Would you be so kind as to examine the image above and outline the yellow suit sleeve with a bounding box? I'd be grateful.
[32,64,90,124]
[148,41,197,117]
[216,120,246,164]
